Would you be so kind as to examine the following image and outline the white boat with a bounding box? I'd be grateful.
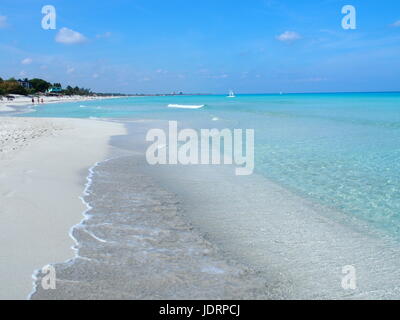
[168,104,205,109]
[227,90,236,98]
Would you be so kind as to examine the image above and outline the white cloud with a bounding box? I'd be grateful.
[392,20,400,27]
[0,16,7,28]
[21,58,33,65]
[56,27,87,44]
[276,31,301,42]
[66,67,75,74]
[92,73,100,79]
[19,71,27,77]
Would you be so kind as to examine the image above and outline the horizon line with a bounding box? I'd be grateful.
[122,90,400,96]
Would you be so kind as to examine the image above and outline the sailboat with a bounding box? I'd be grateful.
[227,90,236,98]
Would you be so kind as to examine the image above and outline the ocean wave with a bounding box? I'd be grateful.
[29,155,267,300]
[168,104,205,109]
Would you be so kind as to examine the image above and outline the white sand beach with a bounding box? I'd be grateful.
[0,117,126,299]
[0,95,121,113]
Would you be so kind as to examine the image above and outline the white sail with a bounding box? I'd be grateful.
[228,90,236,98]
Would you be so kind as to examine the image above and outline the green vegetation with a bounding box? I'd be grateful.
[0,75,129,97]
[0,76,95,97]
[64,85,92,96]
[0,77,29,95]
[29,78,52,93]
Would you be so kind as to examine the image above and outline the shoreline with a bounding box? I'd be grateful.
[0,95,124,113]
[29,159,113,300]
[0,117,126,299]
[31,152,270,300]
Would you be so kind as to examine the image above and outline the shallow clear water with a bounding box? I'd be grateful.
[18,93,400,237]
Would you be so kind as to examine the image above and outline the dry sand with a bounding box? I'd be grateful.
[0,117,126,299]
[0,95,121,112]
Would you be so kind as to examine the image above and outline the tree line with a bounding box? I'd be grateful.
[0,77,93,96]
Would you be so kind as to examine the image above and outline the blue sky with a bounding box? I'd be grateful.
[0,0,400,93]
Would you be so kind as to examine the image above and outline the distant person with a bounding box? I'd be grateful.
[32,98,34,104]
[41,98,44,104]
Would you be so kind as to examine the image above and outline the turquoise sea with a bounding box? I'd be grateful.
[18,92,400,237]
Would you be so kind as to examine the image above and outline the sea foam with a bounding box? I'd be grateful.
[168,104,205,109]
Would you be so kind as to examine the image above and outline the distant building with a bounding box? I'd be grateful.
[47,87,63,94]
[17,80,33,89]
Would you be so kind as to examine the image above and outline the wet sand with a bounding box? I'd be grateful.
[0,117,125,299]
[32,155,269,300]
